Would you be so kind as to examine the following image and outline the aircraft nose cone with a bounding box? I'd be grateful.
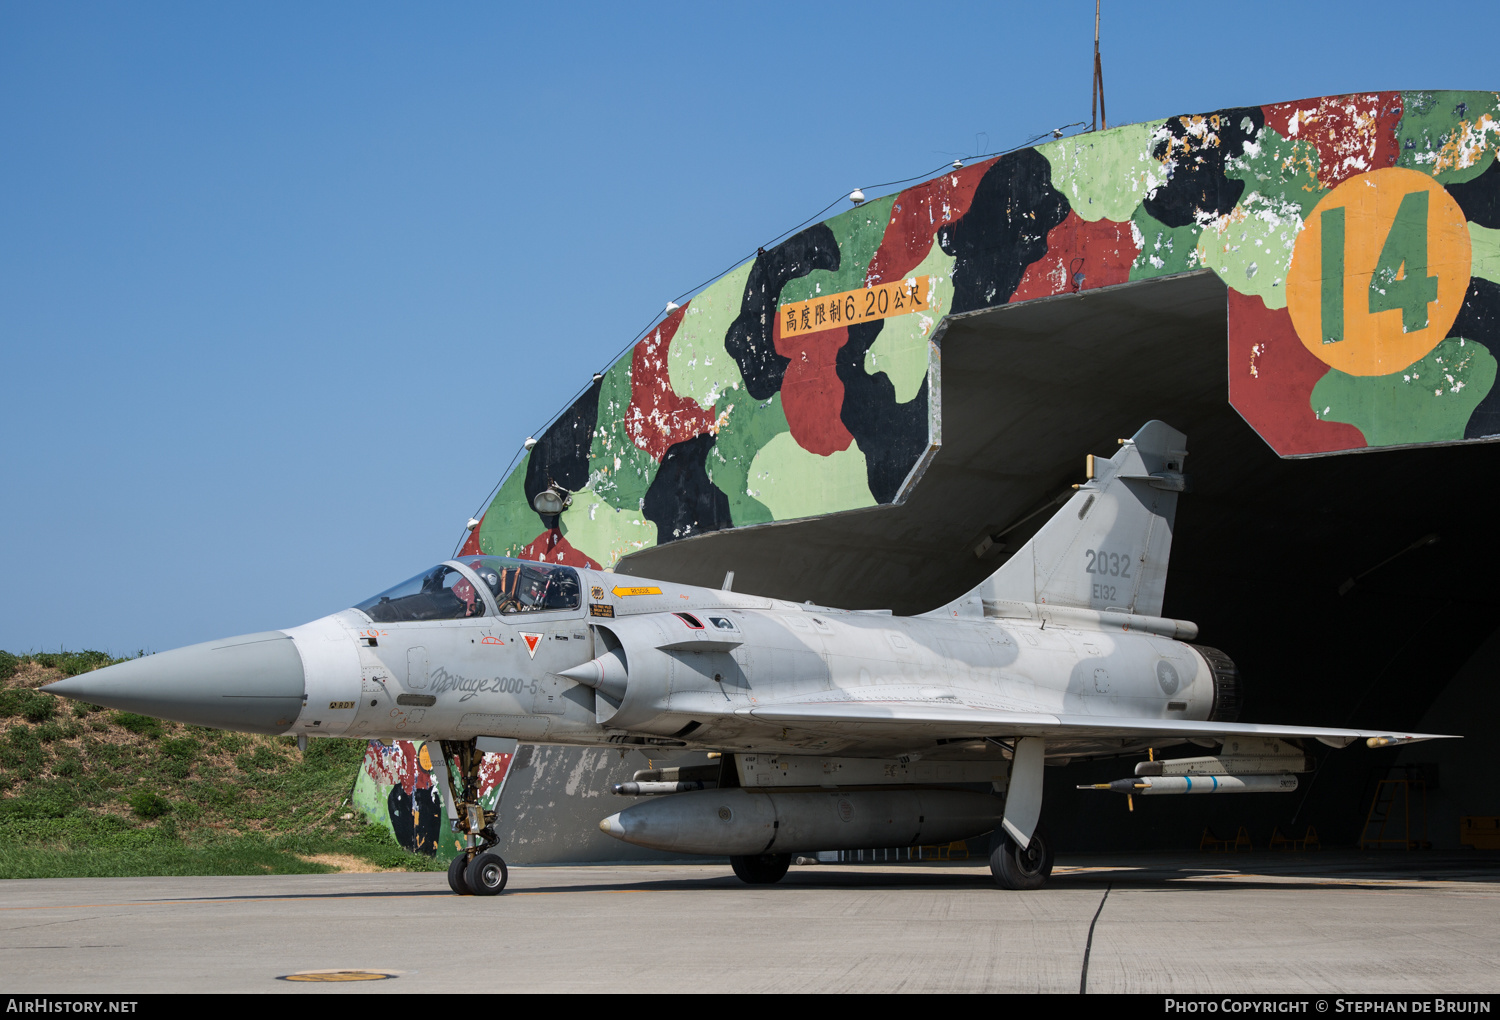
[598,812,627,839]
[43,631,305,735]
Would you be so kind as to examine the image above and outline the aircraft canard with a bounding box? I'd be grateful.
[44,422,1454,893]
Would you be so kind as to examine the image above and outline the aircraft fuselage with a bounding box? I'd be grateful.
[285,564,1218,762]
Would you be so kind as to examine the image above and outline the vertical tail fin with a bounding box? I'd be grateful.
[941,421,1187,618]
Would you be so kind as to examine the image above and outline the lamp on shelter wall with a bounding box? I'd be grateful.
[532,484,572,516]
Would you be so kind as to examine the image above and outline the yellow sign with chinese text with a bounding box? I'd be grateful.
[779,277,930,338]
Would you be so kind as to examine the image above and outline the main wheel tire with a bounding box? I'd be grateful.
[989,828,1053,890]
[447,854,473,895]
[729,853,792,885]
[466,851,509,896]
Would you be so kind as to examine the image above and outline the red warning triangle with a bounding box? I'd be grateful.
[521,633,542,658]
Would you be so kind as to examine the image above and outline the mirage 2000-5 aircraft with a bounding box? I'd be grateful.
[45,422,1450,896]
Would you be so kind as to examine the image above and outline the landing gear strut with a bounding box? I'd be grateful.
[438,739,508,896]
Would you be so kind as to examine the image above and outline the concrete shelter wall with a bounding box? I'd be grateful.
[468,90,1500,579]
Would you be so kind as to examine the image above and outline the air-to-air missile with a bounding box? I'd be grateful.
[44,422,1452,895]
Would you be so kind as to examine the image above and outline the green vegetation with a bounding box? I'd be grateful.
[29,650,119,676]
[0,650,442,879]
[112,711,163,738]
[128,790,172,819]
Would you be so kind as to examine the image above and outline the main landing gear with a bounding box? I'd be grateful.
[439,739,509,897]
[730,852,792,884]
[989,827,1053,890]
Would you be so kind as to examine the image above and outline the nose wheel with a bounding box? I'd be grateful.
[466,851,508,895]
[447,853,473,895]
[439,738,509,897]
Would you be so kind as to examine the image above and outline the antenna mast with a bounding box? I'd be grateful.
[1091,1,1107,132]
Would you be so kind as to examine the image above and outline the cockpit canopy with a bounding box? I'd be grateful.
[353,557,582,624]
[461,556,581,613]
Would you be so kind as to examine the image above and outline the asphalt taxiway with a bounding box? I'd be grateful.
[2,853,1496,994]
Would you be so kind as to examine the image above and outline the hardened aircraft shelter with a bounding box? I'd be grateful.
[355,91,1500,863]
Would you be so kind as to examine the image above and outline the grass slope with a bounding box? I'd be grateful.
[0,650,443,879]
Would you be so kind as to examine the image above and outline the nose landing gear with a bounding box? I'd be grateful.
[447,852,473,895]
[466,851,509,894]
[437,739,509,896]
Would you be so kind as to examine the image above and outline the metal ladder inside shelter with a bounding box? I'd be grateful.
[1359,764,1432,850]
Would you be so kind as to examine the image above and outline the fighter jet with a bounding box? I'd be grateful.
[44,422,1451,895]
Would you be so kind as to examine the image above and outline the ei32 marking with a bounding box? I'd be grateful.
[1086,549,1131,603]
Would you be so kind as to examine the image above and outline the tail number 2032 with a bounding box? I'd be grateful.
[1085,549,1131,578]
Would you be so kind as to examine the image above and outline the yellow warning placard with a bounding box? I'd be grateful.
[611,586,662,597]
[779,276,930,338]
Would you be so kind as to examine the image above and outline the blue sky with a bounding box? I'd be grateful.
[2,1,1494,653]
